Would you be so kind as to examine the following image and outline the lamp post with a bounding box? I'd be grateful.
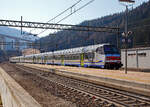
[119,0,135,74]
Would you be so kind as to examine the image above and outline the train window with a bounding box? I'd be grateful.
[72,54,78,60]
[55,56,57,60]
[75,56,77,60]
[104,45,119,54]
[76,55,79,60]
[70,55,73,60]
[65,55,68,60]
[89,53,94,59]
[85,53,88,59]
[57,55,61,60]
[64,56,66,60]
[72,55,75,60]
[96,47,104,54]
[85,52,94,61]
[67,55,69,60]
[70,55,72,60]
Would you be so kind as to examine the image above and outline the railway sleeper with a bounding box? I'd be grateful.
[13,64,150,107]
[116,97,130,101]
[130,102,150,107]
[124,100,138,105]
[112,96,126,100]
[106,103,117,107]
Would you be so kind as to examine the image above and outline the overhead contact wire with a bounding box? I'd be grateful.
[37,0,95,36]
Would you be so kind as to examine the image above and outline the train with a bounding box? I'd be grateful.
[10,44,122,69]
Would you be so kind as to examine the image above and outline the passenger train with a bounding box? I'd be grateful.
[10,44,122,69]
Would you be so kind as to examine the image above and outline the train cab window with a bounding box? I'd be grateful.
[104,45,119,54]
[96,47,104,54]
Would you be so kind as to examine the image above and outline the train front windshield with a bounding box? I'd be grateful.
[104,45,119,54]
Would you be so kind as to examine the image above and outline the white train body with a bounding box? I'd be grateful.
[10,44,122,69]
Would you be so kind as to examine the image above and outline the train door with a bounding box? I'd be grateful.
[47,55,50,64]
[95,47,105,67]
[23,56,25,63]
[37,56,39,63]
[80,53,84,67]
[41,56,44,64]
[19,57,21,63]
[44,56,47,64]
[61,55,64,66]
[33,56,36,63]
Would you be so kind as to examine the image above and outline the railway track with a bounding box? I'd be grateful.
[11,64,150,107]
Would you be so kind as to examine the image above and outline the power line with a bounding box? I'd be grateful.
[37,0,95,36]
[45,0,83,23]
[27,0,83,36]
[57,0,95,24]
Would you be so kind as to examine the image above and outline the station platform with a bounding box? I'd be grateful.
[18,63,150,97]
[0,67,41,107]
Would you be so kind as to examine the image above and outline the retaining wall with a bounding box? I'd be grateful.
[0,67,41,107]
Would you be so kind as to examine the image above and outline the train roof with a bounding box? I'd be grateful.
[12,43,109,58]
[39,43,109,56]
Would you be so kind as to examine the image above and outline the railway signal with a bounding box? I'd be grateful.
[118,0,135,74]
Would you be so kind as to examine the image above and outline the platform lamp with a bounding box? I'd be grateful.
[119,0,135,74]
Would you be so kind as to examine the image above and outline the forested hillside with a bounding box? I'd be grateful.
[38,1,150,52]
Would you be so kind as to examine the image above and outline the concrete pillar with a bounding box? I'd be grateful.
[136,49,139,69]
[15,39,20,50]
[0,36,5,50]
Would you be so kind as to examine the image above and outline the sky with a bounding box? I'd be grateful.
[0,0,149,37]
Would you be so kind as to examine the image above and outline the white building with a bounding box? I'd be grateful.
[121,47,150,70]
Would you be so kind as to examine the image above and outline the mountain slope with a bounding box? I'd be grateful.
[0,26,39,41]
[38,1,150,52]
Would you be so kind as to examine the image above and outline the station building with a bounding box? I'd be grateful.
[121,47,150,71]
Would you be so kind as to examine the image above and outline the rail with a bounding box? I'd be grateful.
[13,64,150,107]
